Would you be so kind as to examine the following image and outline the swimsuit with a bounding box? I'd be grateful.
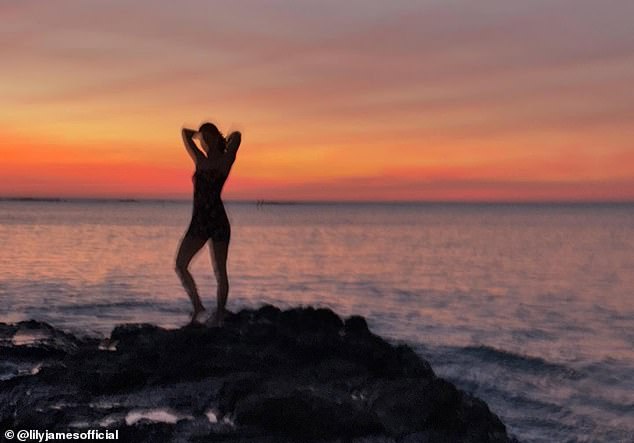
[185,169,231,241]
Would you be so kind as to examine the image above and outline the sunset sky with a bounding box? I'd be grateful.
[2,0,633,201]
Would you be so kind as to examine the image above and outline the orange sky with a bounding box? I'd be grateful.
[2,0,633,201]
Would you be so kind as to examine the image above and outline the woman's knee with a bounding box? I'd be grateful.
[175,259,189,276]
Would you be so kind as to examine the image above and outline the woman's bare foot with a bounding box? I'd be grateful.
[206,309,225,327]
[189,308,208,325]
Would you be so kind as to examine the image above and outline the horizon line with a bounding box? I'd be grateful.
[1,196,633,206]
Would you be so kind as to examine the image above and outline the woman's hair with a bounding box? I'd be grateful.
[199,122,226,153]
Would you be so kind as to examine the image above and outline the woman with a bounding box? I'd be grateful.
[175,122,242,326]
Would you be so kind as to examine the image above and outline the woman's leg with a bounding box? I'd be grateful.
[175,235,208,321]
[210,240,230,326]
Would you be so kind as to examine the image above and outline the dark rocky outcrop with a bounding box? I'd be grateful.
[0,306,518,442]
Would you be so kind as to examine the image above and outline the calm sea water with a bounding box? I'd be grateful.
[1,200,632,442]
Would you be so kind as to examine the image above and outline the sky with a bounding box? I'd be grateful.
[1,0,633,201]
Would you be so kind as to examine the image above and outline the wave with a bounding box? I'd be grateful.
[458,345,580,378]
[441,373,565,415]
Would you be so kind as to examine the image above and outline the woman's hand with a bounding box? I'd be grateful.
[182,127,197,138]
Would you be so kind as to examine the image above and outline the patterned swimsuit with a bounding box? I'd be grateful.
[185,169,231,241]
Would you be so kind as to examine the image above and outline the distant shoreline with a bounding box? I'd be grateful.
[1,196,633,207]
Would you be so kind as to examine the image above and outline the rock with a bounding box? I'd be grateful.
[235,388,383,440]
[345,315,370,334]
[0,305,519,442]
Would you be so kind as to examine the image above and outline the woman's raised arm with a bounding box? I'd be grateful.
[182,128,205,164]
[224,131,242,166]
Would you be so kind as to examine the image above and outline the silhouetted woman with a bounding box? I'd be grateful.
[175,122,241,326]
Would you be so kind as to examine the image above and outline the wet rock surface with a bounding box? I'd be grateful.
[0,306,518,442]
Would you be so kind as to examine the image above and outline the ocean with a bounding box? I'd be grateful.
[0,200,632,442]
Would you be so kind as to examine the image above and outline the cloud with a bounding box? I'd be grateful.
[1,0,633,199]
